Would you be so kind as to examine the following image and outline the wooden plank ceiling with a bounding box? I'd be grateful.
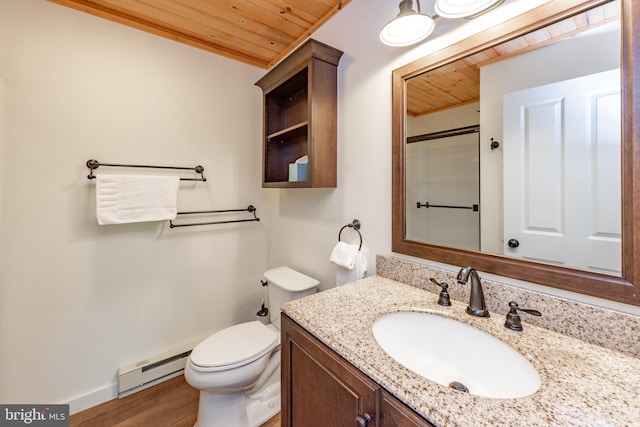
[48,0,350,69]
[406,2,619,117]
[48,1,617,106]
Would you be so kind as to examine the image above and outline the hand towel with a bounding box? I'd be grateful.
[96,174,179,225]
[329,242,359,270]
[335,250,368,286]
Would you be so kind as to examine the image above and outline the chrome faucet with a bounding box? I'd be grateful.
[456,266,490,317]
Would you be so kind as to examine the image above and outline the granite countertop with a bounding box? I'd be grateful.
[281,276,640,427]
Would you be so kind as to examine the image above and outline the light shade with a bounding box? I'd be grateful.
[435,0,505,19]
[380,0,435,47]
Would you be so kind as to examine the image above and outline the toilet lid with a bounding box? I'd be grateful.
[190,321,278,369]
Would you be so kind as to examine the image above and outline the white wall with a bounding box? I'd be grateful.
[407,102,480,136]
[0,0,267,410]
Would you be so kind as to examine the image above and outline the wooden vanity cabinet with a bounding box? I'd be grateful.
[281,314,378,426]
[380,391,432,427]
[281,314,435,427]
[255,39,342,188]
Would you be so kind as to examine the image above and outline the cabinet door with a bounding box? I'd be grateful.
[381,391,434,427]
[281,314,379,427]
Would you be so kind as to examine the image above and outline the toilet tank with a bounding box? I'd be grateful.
[264,266,319,329]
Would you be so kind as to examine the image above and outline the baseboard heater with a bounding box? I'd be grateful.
[117,342,196,398]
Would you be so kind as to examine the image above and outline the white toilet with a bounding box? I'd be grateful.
[184,266,319,427]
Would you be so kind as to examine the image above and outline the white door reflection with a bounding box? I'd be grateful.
[503,69,621,274]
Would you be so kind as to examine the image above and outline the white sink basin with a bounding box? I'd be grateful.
[372,311,541,399]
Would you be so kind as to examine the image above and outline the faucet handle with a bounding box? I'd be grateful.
[429,278,452,306]
[504,301,541,331]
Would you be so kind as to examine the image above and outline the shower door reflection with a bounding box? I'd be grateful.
[406,127,480,250]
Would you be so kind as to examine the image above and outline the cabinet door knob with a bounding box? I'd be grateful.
[355,413,372,427]
[508,238,520,248]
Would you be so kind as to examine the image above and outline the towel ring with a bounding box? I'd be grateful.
[338,219,362,251]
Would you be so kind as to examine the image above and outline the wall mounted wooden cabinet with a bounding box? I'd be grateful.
[256,39,342,188]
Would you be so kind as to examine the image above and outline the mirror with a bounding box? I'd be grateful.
[392,0,640,306]
[407,2,621,272]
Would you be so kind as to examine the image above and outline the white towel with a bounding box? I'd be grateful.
[330,242,368,286]
[96,174,179,225]
[330,242,359,269]
[335,251,368,286]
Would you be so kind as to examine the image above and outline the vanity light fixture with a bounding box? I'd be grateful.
[380,0,505,47]
[434,0,505,19]
[379,0,435,47]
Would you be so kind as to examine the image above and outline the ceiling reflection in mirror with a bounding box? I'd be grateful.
[404,1,621,276]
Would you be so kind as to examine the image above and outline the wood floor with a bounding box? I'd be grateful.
[69,376,280,427]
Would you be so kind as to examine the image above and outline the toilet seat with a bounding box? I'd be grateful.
[190,321,279,372]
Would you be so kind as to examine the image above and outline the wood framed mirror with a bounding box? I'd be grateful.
[392,0,639,306]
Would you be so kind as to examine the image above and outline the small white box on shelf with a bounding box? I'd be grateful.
[288,155,309,182]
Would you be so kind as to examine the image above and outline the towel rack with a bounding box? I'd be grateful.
[169,205,260,228]
[338,219,363,251]
[86,159,206,181]
[417,202,479,212]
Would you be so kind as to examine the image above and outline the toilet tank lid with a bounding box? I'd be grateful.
[264,266,319,292]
